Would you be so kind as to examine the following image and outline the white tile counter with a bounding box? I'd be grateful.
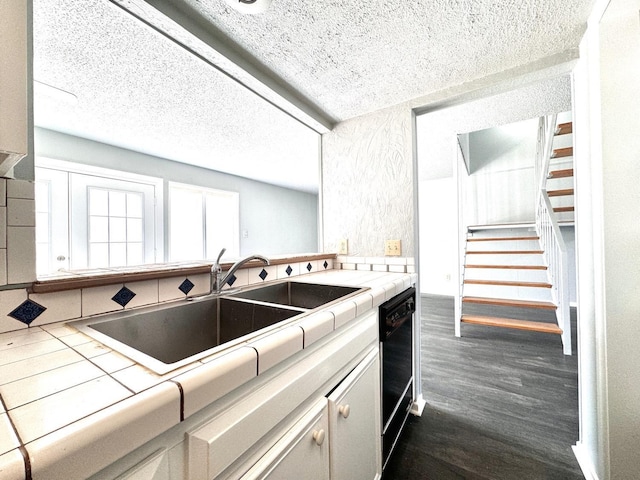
[0,270,416,480]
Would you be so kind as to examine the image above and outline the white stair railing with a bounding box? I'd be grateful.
[535,113,572,355]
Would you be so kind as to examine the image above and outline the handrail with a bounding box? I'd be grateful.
[536,190,571,355]
[535,114,557,213]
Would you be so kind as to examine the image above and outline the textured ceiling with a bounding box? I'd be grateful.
[33,0,594,193]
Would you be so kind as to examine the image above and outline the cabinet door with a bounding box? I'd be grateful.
[328,348,381,480]
[241,398,330,480]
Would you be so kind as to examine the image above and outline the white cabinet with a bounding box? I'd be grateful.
[328,348,381,480]
[240,398,330,480]
[244,347,381,480]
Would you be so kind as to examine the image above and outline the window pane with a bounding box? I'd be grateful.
[109,243,127,267]
[90,216,109,242]
[127,193,143,218]
[35,181,49,213]
[89,243,109,268]
[127,218,143,242]
[36,212,50,243]
[109,191,127,217]
[127,242,143,265]
[205,192,239,259]
[109,217,127,242]
[89,188,109,216]
[36,243,50,276]
[170,188,203,261]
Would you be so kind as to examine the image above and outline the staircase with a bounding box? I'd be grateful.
[456,114,573,355]
[546,120,575,223]
[461,225,564,340]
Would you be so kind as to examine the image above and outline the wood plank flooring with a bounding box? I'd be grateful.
[383,294,581,480]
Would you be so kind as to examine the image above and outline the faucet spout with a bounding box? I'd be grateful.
[212,252,270,294]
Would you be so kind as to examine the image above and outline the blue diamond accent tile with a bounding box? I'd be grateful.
[306,262,313,272]
[9,300,47,326]
[323,261,329,269]
[285,265,293,276]
[259,268,268,281]
[226,274,237,286]
[179,278,194,295]
[112,286,136,307]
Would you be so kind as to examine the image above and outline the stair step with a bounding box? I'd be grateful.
[548,168,574,179]
[466,250,543,255]
[467,236,539,242]
[554,206,575,213]
[551,147,573,158]
[462,296,557,310]
[464,279,552,288]
[555,122,573,136]
[548,188,574,197]
[461,315,562,334]
[465,264,547,270]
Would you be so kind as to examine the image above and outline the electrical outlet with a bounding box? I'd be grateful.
[384,240,402,256]
[338,239,348,255]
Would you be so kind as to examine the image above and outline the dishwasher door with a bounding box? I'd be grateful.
[379,287,415,469]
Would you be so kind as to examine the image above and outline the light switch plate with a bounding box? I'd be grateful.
[338,239,348,255]
[384,240,401,256]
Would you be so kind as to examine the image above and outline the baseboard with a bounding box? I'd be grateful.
[411,394,426,416]
[572,442,601,480]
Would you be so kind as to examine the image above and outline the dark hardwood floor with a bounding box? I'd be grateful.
[383,294,582,480]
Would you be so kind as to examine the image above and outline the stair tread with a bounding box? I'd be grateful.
[548,188,574,197]
[555,122,573,135]
[554,206,575,213]
[548,168,574,179]
[464,279,552,288]
[466,250,544,255]
[462,296,557,310]
[465,264,547,270]
[467,236,539,242]
[461,314,562,334]
[551,147,573,158]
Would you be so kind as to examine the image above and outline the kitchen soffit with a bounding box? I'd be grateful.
[32,0,594,193]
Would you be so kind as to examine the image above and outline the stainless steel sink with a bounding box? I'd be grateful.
[228,281,363,309]
[71,297,305,374]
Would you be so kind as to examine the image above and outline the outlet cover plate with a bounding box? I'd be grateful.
[384,240,402,256]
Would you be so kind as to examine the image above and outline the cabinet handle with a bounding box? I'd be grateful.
[312,429,325,446]
[338,404,350,419]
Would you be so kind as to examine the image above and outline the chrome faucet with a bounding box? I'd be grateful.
[211,248,270,294]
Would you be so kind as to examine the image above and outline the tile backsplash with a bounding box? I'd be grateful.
[0,259,335,335]
[0,178,36,286]
[335,255,414,274]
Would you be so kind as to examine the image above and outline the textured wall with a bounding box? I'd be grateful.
[322,105,414,257]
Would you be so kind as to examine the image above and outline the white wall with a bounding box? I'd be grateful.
[35,128,319,257]
[321,105,414,257]
[599,7,640,475]
[419,176,457,295]
[572,1,640,478]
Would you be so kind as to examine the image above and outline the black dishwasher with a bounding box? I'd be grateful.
[379,286,415,470]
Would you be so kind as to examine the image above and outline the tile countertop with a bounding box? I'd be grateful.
[0,270,417,480]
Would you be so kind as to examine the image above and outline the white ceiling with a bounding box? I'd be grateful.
[33,0,594,193]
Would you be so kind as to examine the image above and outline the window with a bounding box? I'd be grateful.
[35,159,162,275]
[169,183,239,261]
[87,188,144,268]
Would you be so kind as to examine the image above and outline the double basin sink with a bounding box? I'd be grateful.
[71,281,364,374]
